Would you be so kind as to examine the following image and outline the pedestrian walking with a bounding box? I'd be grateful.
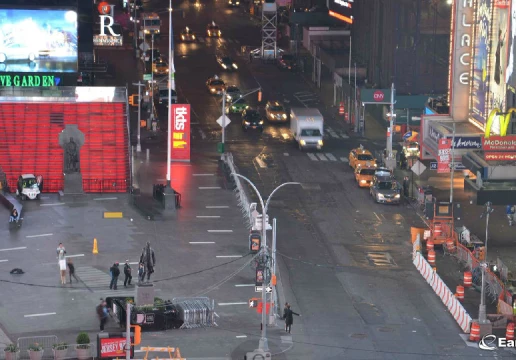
[123,260,132,287]
[282,302,290,331]
[139,242,156,282]
[109,262,120,290]
[284,304,300,333]
[403,176,410,198]
[67,258,78,284]
[58,249,66,285]
[9,208,18,222]
[97,299,109,331]
[138,262,144,283]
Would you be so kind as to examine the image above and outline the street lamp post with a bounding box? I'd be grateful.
[231,173,300,353]
[387,82,395,158]
[166,0,176,186]
[150,33,155,129]
[133,81,145,152]
[478,202,494,325]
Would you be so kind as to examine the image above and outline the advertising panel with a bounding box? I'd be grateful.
[482,135,516,150]
[99,337,134,359]
[328,0,353,24]
[171,104,191,161]
[484,152,516,160]
[507,0,516,93]
[471,0,492,124]
[0,9,77,73]
[437,138,452,173]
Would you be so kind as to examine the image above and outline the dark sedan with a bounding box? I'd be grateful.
[242,109,264,132]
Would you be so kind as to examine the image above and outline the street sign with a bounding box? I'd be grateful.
[143,74,152,81]
[216,115,231,128]
[411,160,426,176]
[430,161,466,171]
[430,162,437,170]
[255,286,272,293]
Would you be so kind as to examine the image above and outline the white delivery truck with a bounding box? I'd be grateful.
[290,108,324,150]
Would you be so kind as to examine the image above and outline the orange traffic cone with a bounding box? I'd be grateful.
[92,238,99,254]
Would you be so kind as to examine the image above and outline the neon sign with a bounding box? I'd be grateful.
[98,2,120,37]
[171,104,191,161]
[484,107,516,137]
[0,74,60,87]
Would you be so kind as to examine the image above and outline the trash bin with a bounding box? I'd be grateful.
[217,142,225,154]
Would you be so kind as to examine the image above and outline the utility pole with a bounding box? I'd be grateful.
[387,83,395,158]
[125,303,131,360]
[449,122,456,203]
[269,218,277,326]
[348,36,352,131]
[150,33,155,129]
[354,62,358,133]
[478,202,493,326]
[133,3,138,51]
[222,88,226,149]
[133,82,145,152]
[166,0,175,186]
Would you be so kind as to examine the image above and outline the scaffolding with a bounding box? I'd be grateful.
[260,0,277,60]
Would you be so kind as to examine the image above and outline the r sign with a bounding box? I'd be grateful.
[98,2,120,36]
[171,104,191,161]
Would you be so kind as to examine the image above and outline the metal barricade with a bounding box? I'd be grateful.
[412,233,421,260]
[485,269,503,304]
[496,257,509,283]
[17,336,58,360]
[225,153,253,229]
[172,297,216,329]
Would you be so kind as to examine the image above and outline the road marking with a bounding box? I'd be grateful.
[325,153,337,161]
[156,178,166,182]
[65,254,85,258]
[24,312,56,318]
[197,37,205,43]
[206,206,229,208]
[190,242,216,244]
[40,203,65,206]
[193,174,215,176]
[340,133,350,139]
[0,260,8,263]
[373,212,382,222]
[236,335,247,338]
[218,302,247,306]
[235,284,254,287]
[0,247,27,252]
[255,156,267,168]
[340,157,349,163]
[307,153,318,161]
[199,187,221,190]
[316,153,328,161]
[216,255,242,258]
[26,233,53,238]
[208,230,233,233]
[129,262,139,265]
[283,152,289,156]
[104,212,123,218]
[93,197,118,201]
[197,215,221,218]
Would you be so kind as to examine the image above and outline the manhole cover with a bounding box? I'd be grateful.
[300,183,321,191]
[377,326,395,333]
[366,252,397,267]
[350,333,368,339]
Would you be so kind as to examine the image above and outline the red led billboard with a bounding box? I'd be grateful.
[0,102,129,192]
[171,104,191,162]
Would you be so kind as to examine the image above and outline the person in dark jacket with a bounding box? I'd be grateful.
[284,304,300,333]
[282,302,290,331]
[67,258,78,283]
[123,260,132,287]
[109,262,120,290]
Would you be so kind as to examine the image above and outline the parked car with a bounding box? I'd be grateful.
[370,175,401,204]
[16,174,41,200]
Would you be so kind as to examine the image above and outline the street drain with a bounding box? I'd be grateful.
[366,252,397,267]
[350,333,368,339]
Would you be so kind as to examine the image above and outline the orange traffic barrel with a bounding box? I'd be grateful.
[506,323,515,340]
[456,285,465,301]
[470,322,480,341]
[427,250,436,266]
[446,238,456,253]
[464,271,472,287]
[410,227,425,244]
[426,239,435,252]
[339,102,345,115]
[434,223,442,237]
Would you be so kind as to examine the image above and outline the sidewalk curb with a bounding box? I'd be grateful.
[0,322,12,348]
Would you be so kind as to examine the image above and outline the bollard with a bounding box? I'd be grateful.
[506,322,515,340]
[146,148,150,161]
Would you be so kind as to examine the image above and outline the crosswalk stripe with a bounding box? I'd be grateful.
[325,153,337,161]
[340,157,349,163]
[316,153,328,161]
[307,153,318,161]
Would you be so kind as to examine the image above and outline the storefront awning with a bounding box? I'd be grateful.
[395,95,429,109]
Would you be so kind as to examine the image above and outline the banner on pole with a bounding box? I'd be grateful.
[437,138,451,173]
[171,104,191,161]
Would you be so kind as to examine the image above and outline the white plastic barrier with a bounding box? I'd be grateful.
[413,252,472,333]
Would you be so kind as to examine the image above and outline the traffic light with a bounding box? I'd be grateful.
[129,94,140,107]
[131,325,141,345]
[256,266,264,286]
[257,89,262,102]
[249,231,261,253]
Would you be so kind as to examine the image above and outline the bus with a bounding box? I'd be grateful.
[140,13,161,38]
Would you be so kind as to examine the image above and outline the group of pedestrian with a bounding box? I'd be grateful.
[56,243,78,285]
[108,242,157,290]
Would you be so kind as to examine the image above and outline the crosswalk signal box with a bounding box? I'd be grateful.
[129,94,140,106]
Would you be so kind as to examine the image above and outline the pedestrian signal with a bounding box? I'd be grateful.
[249,231,261,253]
[131,325,141,345]
[256,266,264,286]
[248,298,259,308]
[129,94,139,106]
[257,89,262,102]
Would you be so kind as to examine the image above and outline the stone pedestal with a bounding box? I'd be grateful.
[64,173,84,194]
[162,187,177,217]
[136,283,155,306]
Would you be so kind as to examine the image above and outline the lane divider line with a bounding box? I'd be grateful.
[0,247,27,252]
[26,233,53,238]
[24,312,56,318]
[208,230,233,233]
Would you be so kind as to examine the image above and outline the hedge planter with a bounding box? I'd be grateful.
[27,350,43,360]
[75,345,90,360]
[4,350,18,360]
[53,348,68,360]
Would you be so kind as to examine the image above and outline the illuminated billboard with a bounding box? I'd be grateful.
[328,0,353,24]
[471,0,492,125]
[507,0,516,93]
[0,9,78,73]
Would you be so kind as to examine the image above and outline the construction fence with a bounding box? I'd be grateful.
[223,153,253,230]
[172,297,217,329]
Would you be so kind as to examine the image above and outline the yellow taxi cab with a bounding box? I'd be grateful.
[265,101,288,123]
[207,22,221,37]
[354,166,376,188]
[152,58,168,75]
[349,145,377,170]
[206,76,225,95]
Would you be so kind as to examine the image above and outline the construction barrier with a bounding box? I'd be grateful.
[497,299,513,316]
[413,234,421,260]
[456,285,465,301]
[172,297,216,329]
[463,271,472,287]
[426,239,434,252]
[413,252,472,333]
[470,322,480,341]
[485,268,504,303]
[506,323,515,340]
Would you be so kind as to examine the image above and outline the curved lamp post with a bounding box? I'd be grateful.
[232,173,300,352]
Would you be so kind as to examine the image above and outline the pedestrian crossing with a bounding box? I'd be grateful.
[293,91,319,107]
[192,37,240,45]
[265,126,349,140]
[74,266,135,297]
[285,152,349,163]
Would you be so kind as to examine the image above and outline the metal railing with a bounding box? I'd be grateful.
[485,268,504,304]
[17,336,58,360]
[496,257,509,283]
[224,153,253,229]
[172,297,216,329]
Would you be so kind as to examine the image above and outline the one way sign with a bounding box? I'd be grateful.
[255,286,273,293]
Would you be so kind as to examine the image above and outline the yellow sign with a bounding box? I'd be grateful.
[173,140,187,149]
[173,132,184,140]
[485,108,516,138]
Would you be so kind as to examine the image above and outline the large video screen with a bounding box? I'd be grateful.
[328,0,353,24]
[489,1,510,116]
[507,0,516,93]
[0,9,78,73]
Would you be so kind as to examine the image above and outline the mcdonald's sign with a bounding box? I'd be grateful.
[484,108,516,138]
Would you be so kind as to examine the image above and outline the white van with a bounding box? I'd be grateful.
[290,108,324,150]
